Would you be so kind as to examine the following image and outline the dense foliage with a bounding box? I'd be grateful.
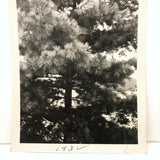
[17,0,138,144]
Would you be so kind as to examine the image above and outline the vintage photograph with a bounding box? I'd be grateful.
[11,0,147,153]
[18,0,138,144]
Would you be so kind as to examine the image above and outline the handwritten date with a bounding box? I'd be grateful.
[56,144,89,152]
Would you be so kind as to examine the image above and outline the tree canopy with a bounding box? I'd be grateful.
[17,0,138,144]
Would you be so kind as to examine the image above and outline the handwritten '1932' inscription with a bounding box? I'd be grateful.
[55,144,89,152]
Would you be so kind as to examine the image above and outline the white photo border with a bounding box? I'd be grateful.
[10,0,147,153]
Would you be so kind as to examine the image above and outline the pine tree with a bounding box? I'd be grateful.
[17,0,138,143]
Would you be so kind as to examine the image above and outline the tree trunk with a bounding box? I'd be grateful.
[64,74,72,143]
[64,78,72,111]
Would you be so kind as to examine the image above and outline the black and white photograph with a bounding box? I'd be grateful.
[11,0,147,153]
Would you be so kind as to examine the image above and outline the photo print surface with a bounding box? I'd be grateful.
[10,0,147,153]
[18,0,138,144]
